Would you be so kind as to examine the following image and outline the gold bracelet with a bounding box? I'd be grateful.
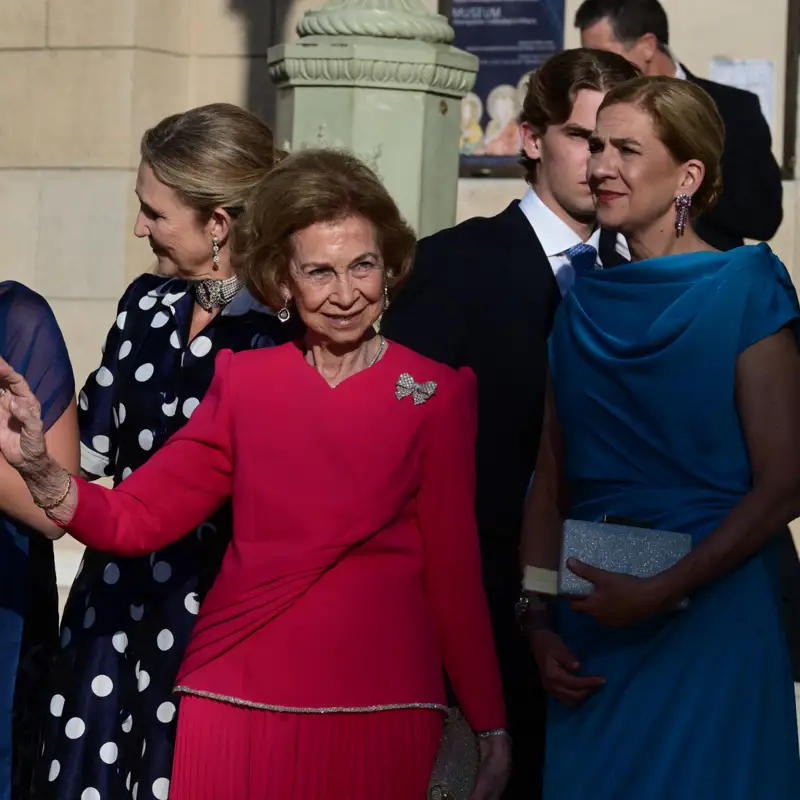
[34,473,72,511]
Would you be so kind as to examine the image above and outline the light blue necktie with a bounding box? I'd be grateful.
[566,242,598,275]
[555,243,598,296]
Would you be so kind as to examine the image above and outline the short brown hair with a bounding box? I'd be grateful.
[518,48,640,182]
[233,149,416,309]
[599,76,724,214]
[140,103,284,220]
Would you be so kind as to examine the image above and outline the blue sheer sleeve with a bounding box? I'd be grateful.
[738,245,800,354]
[0,282,75,431]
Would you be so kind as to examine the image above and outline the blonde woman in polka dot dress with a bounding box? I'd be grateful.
[35,105,297,800]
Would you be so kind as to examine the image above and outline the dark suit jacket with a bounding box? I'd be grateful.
[684,67,783,251]
[382,202,623,562]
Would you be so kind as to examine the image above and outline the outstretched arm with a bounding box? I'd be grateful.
[0,350,237,555]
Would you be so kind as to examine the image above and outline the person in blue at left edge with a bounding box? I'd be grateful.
[520,76,800,799]
[36,104,299,800]
[0,281,79,799]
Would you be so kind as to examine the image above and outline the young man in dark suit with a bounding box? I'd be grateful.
[381,48,639,800]
[575,0,783,252]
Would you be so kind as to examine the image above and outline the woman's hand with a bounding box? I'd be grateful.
[567,559,675,627]
[0,356,47,469]
[528,628,605,706]
[470,734,511,800]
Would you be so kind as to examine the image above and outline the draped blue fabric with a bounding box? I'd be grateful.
[0,282,74,799]
[546,244,800,799]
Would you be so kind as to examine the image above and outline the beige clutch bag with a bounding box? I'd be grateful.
[427,707,479,800]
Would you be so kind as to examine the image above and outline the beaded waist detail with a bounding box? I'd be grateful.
[174,685,448,714]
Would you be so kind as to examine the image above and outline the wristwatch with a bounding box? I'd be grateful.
[515,593,545,622]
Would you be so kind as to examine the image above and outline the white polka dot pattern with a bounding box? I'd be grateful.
[50,694,65,717]
[103,563,120,584]
[182,397,200,418]
[156,701,176,723]
[92,435,110,454]
[189,335,213,357]
[184,592,200,615]
[65,717,86,739]
[91,675,113,697]
[134,363,154,382]
[99,742,118,764]
[151,310,170,328]
[138,429,154,451]
[95,367,114,387]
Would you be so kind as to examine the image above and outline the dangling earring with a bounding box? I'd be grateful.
[383,284,390,311]
[277,296,291,323]
[675,194,692,237]
[212,236,220,271]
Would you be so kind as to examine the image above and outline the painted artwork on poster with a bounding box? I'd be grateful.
[451,0,566,174]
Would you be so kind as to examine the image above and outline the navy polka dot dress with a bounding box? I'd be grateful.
[36,274,295,800]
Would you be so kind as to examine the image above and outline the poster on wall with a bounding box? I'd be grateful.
[450,0,566,176]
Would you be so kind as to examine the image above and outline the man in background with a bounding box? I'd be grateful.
[575,0,783,252]
[382,48,639,799]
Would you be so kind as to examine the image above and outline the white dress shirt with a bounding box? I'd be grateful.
[518,188,630,296]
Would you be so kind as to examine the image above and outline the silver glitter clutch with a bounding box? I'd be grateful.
[559,519,691,596]
[428,708,479,800]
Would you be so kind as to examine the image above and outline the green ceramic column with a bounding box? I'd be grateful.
[268,0,478,237]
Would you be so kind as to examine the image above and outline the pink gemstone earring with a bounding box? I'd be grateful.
[675,194,692,237]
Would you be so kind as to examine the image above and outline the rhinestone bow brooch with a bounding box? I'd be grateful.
[395,373,437,405]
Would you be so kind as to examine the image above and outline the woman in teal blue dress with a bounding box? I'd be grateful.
[520,76,800,799]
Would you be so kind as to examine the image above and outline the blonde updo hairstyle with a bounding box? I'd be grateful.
[598,76,725,216]
[139,103,285,224]
[233,148,416,310]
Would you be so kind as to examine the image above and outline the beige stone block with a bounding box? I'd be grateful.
[189,55,275,120]
[47,0,136,47]
[0,50,133,168]
[135,0,191,54]
[0,170,41,284]
[0,0,47,48]
[456,177,525,224]
[49,298,120,391]
[130,50,190,167]
[36,170,132,301]
[190,0,250,56]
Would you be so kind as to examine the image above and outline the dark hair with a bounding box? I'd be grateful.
[518,48,640,182]
[574,0,669,47]
[233,149,416,309]
[600,76,724,214]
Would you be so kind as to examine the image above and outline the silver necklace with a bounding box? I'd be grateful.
[316,336,387,387]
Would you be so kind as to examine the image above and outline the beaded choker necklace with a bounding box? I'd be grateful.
[193,275,243,311]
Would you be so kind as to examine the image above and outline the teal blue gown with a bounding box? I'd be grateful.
[547,244,800,799]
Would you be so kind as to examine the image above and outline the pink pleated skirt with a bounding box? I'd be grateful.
[170,695,445,799]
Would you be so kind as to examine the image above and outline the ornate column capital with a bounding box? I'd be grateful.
[296,0,455,44]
